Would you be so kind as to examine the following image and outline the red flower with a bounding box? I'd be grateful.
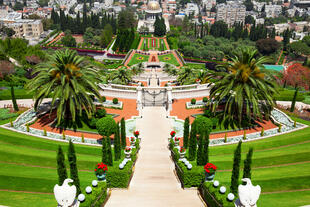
[204,163,217,173]
[180,147,185,153]
[170,131,176,137]
[174,137,180,142]
[125,147,131,152]
[131,137,135,142]
[95,162,108,172]
[134,131,139,137]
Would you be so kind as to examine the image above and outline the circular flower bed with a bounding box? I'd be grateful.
[163,57,171,61]
[137,57,144,60]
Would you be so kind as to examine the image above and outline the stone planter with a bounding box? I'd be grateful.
[95,172,106,181]
[179,151,185,159]
[131,141,135,147]
[125,151,131,159]
[174,141,179,147]
[205,172,215,182]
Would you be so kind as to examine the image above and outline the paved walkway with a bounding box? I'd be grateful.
[105,107,204,207]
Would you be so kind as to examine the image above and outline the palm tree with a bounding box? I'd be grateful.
[208,48,277,129]
[163,63,178,76]
[27,49,101,125]
[196,69,210,84]
[177,66,195,85]
[131,63,144,75]
[111,67,132,85]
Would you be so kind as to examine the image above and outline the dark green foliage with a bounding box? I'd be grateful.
[200,182,235,207]
[106,137,113,166]
[191,98,196,104]
[113,98,118,104]
[95,108,106,118]
[106,163,133,188]
[56,145,67,185]
[10,86,18,111]
[192,116,213,136]
[101,96,106,102]
[183,117,190,149]
[114,123,121,161]
[256,38,280,55]
[203,132,210,165]
[62,34,77,47]
[67,140,81,194]
[243,148,253,179]
[290,87,299,112]
[196,133,204,165]
[230,141,242,195]
[210,21,228,38]
[188,124,197,161]
[203,97,208,103]
[96,116,117,138]
[154,16,166,37]
[120,118,126,149]
[175,161,204,188]
[80,182,107,207]
[89,117,98,129]
[102,138,108,164]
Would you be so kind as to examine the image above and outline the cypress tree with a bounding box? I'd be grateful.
[106,137,113,166]
[102,138,108,163]
[200,24,204,38]
[56,145,67,185]
[230,141,242,195]
[114,123,121,161]
[120,118,126,149]
[183,117,190,149]
[196,132,204,165]
[68,140,81,194]
[290,86,299,112]
[202,131,210,165]
[10,86,18,111]
[188,124,197,161]
[243,148,253,179]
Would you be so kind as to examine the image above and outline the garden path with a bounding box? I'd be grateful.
[105,107,205,207]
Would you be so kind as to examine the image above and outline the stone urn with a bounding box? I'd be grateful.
[174,138,180,147]
[95,172,106,181]
[124,150,131,159]
[205,172,216,182]
[179,151,186,159]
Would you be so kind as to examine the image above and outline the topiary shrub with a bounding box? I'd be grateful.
[203,97,208,103]
[113,98,118,104]
[211,117,219,129]
[191,98,196,105]
[101,96,106,102]
[193,116,213,135]
[96,108,106,118]
[96,116,117,137]
[89,117,98,129]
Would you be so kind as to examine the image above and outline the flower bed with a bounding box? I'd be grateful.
[107,53,126,58]
[186,100,206,109]
[41,46,105,54]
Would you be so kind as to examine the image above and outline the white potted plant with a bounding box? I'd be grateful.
[179,147,186,159]
[124,147,132,159]
[174,137,180,147]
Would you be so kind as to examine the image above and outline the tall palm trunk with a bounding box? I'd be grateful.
[10,86,19,111]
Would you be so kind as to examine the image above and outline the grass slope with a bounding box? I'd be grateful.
[209,117,310,206]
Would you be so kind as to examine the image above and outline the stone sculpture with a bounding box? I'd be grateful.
[54,178,80,207]
[235,178,261,207]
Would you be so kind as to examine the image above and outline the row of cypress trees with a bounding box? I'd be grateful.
[230,141,254,195]
[57,140,81,194]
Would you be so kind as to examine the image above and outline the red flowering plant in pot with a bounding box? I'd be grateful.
[134,131,140,138]
[174,137,180,147]
[124,146,132,159]
[179,147,186,159]
[204,163,217,182]
[94,162,108,181]
[130,137,136,146]
[170,131,176,138]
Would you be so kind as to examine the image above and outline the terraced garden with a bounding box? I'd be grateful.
[127,53,149,67]
[209,117,310,207]
[158,53,180,66]
[0,119,103,206]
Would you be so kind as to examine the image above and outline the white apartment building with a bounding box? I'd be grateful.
[265,4,282,18]
[216,1,246,26]
[185,3,199,16]
[5,19,43,38]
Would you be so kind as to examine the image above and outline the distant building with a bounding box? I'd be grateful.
[265,4,282,18]
[216,1,246,27]
[184,3,199,16]
[5,19,43,38]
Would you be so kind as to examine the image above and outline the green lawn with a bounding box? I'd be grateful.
[127,53,149,66]
[0,87,34,100]
[208,117,310,206]
[0,118,125,206]
[158,54,180,66]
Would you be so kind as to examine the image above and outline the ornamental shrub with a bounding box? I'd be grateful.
[183,117,190,149]
[62,131,65,140]
[175,161,204,188]
[106,137,113,166]
[79,182,107,207]
[43,128,47,136]
[224,133,227,143]
[243,148,253,179]
[101,96,106,102]
[114,123,121,161]
[188,124,197,161]
[243,130,246,140]
[196,133,204,166]
[192,116,213,136]
[89,117,98,129]
[81,134,85,143]
[278,124,282,133]
[191,98,196,105]
[26,124,30,132]
[230,141,242,195]
[260,127,264,137]
[57,145,67,185]
[211,117,219,129]
[120,118,126,149]
[203,109,212,118]
[96,117,117,138]
[202,131,210,165]
[102,138,108,164]
[68,140,81,194]
[203,97,208,103]
[113,98,118,104]
[96,108,106,118]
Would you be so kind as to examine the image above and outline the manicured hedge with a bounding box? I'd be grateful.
[106,162,133,188]
[199,182,235,207]
[80,181,107,207]
[175,161,204,188]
